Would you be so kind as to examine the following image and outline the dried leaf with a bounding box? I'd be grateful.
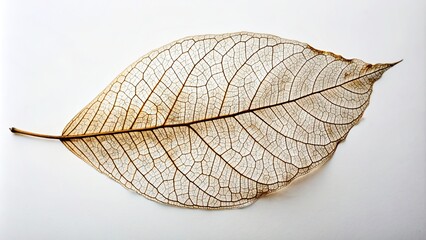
[11,32,399,209]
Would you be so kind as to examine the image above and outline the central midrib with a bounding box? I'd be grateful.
[59,65,390,140]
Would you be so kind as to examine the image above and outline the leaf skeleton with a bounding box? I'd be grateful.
[11,32,400,209]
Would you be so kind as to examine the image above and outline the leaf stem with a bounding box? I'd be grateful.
[10,127,64,140]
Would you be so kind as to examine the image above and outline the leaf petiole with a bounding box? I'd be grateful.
[10,127,63,140]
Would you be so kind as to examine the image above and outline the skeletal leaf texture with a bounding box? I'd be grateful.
[13,32,397,209]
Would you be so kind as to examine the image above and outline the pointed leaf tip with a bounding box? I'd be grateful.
[391,59,404,67]
[390,59,403,67]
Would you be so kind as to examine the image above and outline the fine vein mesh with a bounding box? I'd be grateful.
[61,32,393,209]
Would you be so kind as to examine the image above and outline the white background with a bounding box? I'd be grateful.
[1,0,425,239]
